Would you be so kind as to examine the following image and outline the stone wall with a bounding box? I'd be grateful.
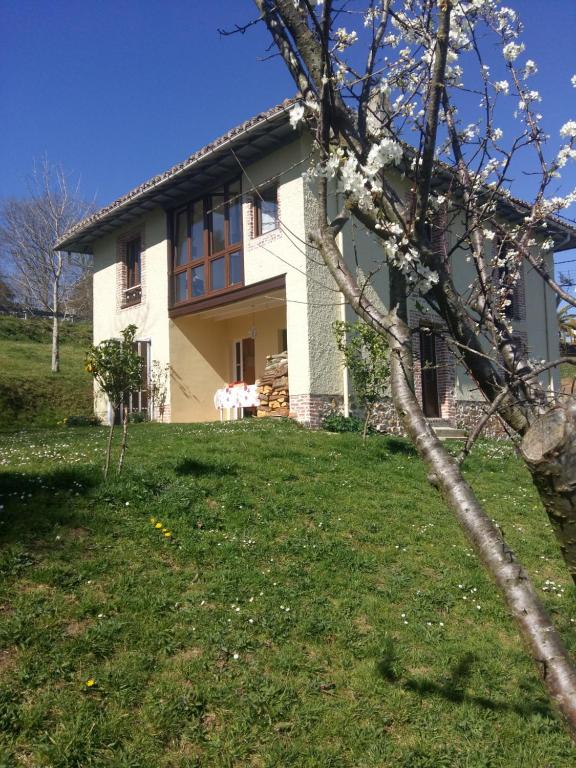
[454,400,508,438]
[257,352,289,418]
[353,397,510,439]
[358,398,405,435]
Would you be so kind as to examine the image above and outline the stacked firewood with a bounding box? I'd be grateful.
[256,352,289,418]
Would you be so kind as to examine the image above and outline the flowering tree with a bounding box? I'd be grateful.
[333,319,389,439]
[85,325,143,479]
[251,0,576,735]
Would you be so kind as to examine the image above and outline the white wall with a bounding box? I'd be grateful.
[92,208,171,421]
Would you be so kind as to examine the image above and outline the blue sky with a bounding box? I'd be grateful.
[1,0,575,276]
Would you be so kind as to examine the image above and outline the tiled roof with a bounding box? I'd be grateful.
[57,96,576,253]
[56,99,296,251]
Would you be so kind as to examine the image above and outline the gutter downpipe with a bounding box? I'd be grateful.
[543,256,553,392]
[337,226,350,417]
[547,233,572,393]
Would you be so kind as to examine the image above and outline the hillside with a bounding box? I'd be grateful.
[0,316,93,429]
[0,420,575,764]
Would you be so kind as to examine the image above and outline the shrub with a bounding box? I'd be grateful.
[128,412,148,424]
[332,320,389,440]
[321,410,365,434]
[64,415,101,427]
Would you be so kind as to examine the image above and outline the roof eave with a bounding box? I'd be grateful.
[56,102,297,254]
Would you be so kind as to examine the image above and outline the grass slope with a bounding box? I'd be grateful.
[0,317,93,429]
[0,420,575,766]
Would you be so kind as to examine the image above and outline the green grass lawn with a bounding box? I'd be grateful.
[1,420,575,766]
[0,318,92,429]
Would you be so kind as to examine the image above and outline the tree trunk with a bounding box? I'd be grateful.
[51,279,60,373]
[104,419,114,481]
[521,404,576,585]
[387,317,576,738]
[363,403,372,442]
[117,405,129,475]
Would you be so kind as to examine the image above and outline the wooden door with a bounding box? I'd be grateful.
[242,338,255,385]
[420,328,440,418]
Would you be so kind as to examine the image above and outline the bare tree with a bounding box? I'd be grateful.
[67,270,93,320]
[0,272,16,311]
[251,0,576,736]
[0,159,93,371]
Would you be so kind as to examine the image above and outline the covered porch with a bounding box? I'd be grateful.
[168,276,287,423]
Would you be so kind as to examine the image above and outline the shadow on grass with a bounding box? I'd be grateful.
[0,467,98,546]
[175,457,237,478]
[376,645,552,719]
[383,437,417,456]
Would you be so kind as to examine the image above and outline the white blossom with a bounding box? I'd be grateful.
[503,41,525,62]
[365,138,403,176]
[523,59,538,78]
[560,121,576,140]
[557,146,576,168]
[572,75,576,88]
[334,27,358,51]
[494,80,509,95]
[289,104,305,129]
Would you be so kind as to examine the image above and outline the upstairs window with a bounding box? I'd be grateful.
[172,180,243,305]
[126,237,141,288]
[118,231,143,307]
[254,186,278,236]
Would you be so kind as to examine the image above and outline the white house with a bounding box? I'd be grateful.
[56,101,576,431]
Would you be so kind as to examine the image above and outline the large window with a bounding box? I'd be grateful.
[172,180,243,305]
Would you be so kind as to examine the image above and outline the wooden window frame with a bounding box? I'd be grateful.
[122,339,151,418]
[119,230,143,307]
[126,237,141,289]
[171,180,243,307]
[253,185,279,238]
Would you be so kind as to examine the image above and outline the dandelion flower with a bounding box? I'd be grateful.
[164,531,172,538]
[85,678,96,687]
[155,522,163,529]
[150,517,156,524]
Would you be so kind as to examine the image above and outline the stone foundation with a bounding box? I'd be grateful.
[289,394,343,428]
[360,398,405,435]
[352,397,510,440]
[454,400,508,438]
